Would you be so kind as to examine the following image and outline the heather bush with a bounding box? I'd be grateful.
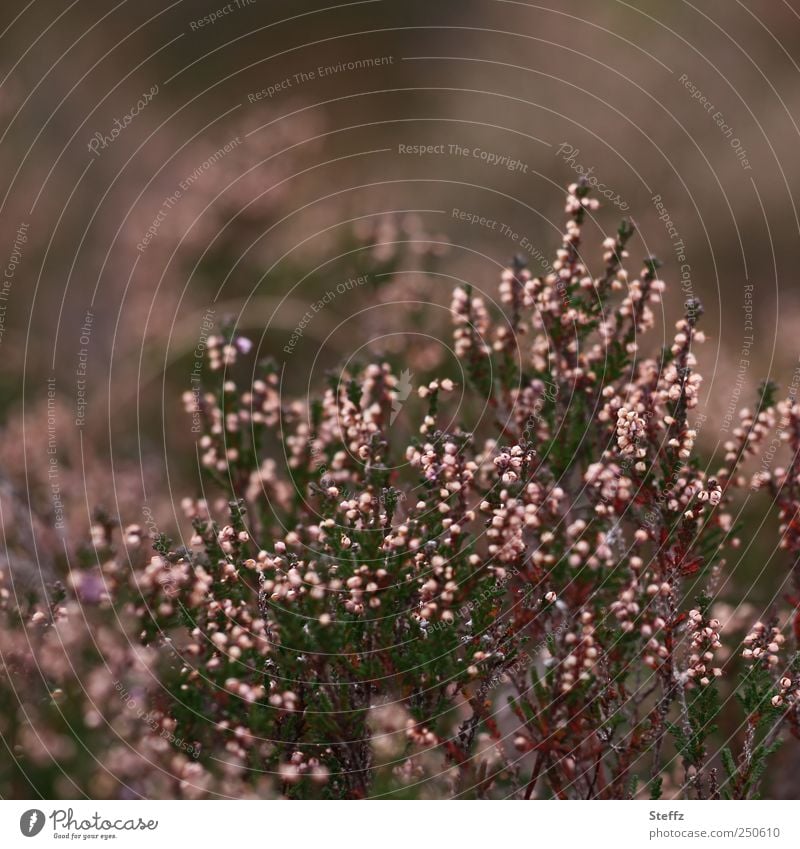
[4,181,800,799]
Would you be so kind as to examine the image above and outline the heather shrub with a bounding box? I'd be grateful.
[3,181,800,799]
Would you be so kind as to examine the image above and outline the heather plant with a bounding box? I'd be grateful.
[3,181,800,799]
